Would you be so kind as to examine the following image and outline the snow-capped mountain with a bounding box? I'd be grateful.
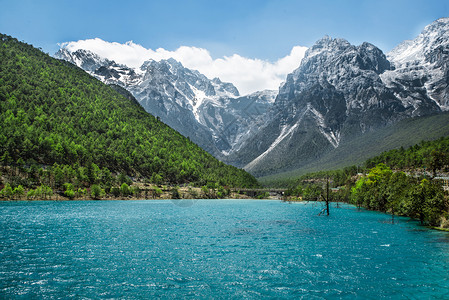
[56,18,449,178]
[56,48,115,72]
[228,19,448,176]
[197,89,276,154]
[55,49,274,157]
[381,17,449,110]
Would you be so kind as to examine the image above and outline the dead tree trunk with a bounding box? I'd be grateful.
[319,177,330,216]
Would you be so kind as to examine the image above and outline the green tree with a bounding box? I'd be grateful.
[64,183,75,199]
[111,186,120,197]
[407,179,446,226]
[427,150,447,177]
[118,173,132,186]
[90,184,104,200]
[13,185,25,199]
[302,184,323,201]
[171,186,181,199]
[201,185,209,198]
[385,172,410,218]
[120,183,132,197]
[27,189,35,200]
[153,187,163,198]
[1,183,13,198]
[35,184,53,200]
[76,188,87,198]
[0,151,12,167]
[86,161,99,184]
[351,164,393,211]
[407,179,428,224]
[151,173,163,186]
[65,189,75,199]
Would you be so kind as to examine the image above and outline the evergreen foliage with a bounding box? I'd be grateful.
[350,164,447,226]
[0,33,257,198]
[365,137,449,174]
[284,138,449,227]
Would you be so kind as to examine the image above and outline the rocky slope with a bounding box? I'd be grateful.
[54,49,274,157]
[228,19,448,176]
[56,18,449,178]
[381,17,449,111]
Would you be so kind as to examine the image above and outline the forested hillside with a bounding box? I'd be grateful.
[365,137,449,175]
[0,33,257,199]
[283,137,449,228]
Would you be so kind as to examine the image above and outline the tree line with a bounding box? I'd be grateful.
[285,139,449,227]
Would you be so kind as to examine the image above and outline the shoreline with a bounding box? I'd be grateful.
[430,226,449,232]
[0,192,283,202]
[0,184,285,202]
[2,196,448,232]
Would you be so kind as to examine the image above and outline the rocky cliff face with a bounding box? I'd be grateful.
[228,18,448,176]
[55,50,274,157]
[381,17,449,111]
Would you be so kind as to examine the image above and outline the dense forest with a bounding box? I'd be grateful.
[0,33,258,199]
[365,137,449,175]
[285,138,449,228]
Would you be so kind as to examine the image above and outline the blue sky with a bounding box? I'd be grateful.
[1,0,448,59]
[1,0,448,94]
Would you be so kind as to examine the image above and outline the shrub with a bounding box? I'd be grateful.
[171,187,181,199]
[153,187,162,198]
[27,189,35,200]
[0,183,13,198]
[91,184,105,200]
[13,185,25,199]
[64,189,75,199]
[63,183,75,199]
[111,186,120,197]
[120,183,132,196]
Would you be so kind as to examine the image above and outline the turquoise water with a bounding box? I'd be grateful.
[1,200,449,299]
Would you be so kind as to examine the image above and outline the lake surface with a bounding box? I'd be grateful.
[1,200,449,299]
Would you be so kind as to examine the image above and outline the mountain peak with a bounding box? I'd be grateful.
[384,17,449,110]
[306,36,352,57]
[287,35,390,85]
[426,17,449,32]
[388,17,449,66]
[241,21,447,176]
[55,45,246,155]
[55,48,116,72]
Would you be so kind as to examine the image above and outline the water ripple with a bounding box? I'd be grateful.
[1,200,449,298]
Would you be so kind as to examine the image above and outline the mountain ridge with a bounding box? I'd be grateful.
[55,18,449,179]
[228,18,448,176]
[259,111,449,185]
[55,49,275,157]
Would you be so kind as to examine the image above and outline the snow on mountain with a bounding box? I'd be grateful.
[229,28,444,176]
[55,18,449,177]
[388,18,449,65]
[56,48,115,72]
[382,17,449,110]
[55,48,273,157]
[198,89,277,154]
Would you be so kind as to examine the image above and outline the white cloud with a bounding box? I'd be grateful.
[60,38,307,95]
